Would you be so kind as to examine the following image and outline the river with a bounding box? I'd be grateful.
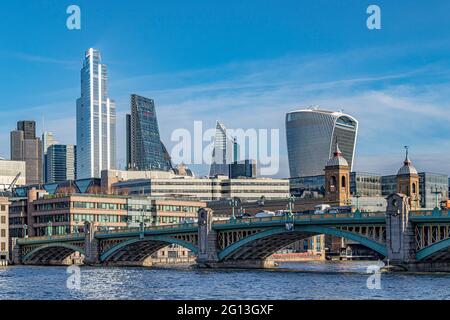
[1,261,450,300]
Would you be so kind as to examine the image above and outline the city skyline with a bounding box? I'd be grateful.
[0,1,450,178]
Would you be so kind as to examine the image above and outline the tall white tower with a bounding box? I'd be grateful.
[76,48,116,179]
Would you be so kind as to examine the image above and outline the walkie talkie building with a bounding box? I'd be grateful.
[286,109,358,178]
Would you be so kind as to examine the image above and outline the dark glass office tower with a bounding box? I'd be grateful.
[11,120,43,185]
[126,94,172,171]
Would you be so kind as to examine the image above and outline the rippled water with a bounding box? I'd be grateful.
[1,262,450,300]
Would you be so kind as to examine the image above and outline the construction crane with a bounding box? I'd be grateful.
[6,172,21,192]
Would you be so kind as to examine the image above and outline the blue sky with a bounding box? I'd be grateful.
[0,0,450,177]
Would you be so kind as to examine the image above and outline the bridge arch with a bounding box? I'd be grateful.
[416,238,450,261]
[218,225,387,261]
[100,236,198,263]
[22,243,85,264]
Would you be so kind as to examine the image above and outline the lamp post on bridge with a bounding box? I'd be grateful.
[183,207,188,224]
[230,198,239,222]
[23,224,28,239]
[355,192,362,214]
[47,221,53,238]
[287,195,295,219]
[140,208,146,240]
[432,186,443,215]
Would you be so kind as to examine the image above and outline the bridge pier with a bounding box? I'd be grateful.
[83,222,100,266]
[385,193,416,270]
[196,208,220,268]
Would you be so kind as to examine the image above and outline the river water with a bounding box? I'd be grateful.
[1,261,450,300]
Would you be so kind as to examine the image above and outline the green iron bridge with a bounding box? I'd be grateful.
[12,194,450,271]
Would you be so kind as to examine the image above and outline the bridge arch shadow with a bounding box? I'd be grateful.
[416,238,450,261]
[218,225,387,261]
[22,243,85,265]
[100,236,198,263]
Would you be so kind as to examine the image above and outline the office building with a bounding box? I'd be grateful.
[210,121,234,177]
[46,144,77,183]
[0,160,26,191]
[381,172,448,209]
[350,172,382,197]
[42,131,57,183]
[289,175,325,199]
[381,175,397,196]
[105,169,289,201]
[286,108,358,178]
[0,198,9,264]
[418,173,448,209]
[126,94,172,171]
[229,160,257,179]
[76,48,116,179]
[10,121,42,185]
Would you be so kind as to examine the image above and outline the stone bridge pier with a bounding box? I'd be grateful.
[196,208,276,269]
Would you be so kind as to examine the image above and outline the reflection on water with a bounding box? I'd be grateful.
[1,262,450,300]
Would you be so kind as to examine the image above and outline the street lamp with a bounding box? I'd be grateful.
[230,198,238,221]
[47,221,53,238]
[287,195,296,218]
[183,207,188,224]
[432,186,442,210]
[355,192,362,213]
[139,208,146,240]
[23,224,28,239]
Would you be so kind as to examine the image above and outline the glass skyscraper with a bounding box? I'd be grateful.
[209,121,234,177]
[10,120,43,185]
[46,144,76,183]
[42,131,56,183]
[76,48,116,179]
[126,94,172,171]
[286,109,358,178]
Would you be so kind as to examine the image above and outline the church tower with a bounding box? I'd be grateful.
[397,147,420,210]
[324,143,350,206]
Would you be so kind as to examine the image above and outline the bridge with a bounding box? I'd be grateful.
[12,194,450,271]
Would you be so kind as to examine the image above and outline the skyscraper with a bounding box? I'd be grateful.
[76,48,116,179]
[46,144,76,183]
[209,121,234,177]
[10,121,43,185]
[42,131,56,183]
[286,108,358,178]
[126,94,172,171]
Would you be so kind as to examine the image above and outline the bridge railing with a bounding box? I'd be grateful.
[213,211,386,225]
[94,222,199,236]
[410,209,449,217]
[17,233,86,244]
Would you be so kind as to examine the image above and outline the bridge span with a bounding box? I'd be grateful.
[12,194,450,271]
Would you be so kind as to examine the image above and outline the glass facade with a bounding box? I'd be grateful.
[289,175,325,199]
[229,160,257,178]
[350,172,382,197]
[381,173,449,209]
[286,109,358,178]
[46,144,76,183]
[418,172,449,209]
[381,175,397,196]
[126,94,172,171]
[210,122,234,177]
[76,48,116,179]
